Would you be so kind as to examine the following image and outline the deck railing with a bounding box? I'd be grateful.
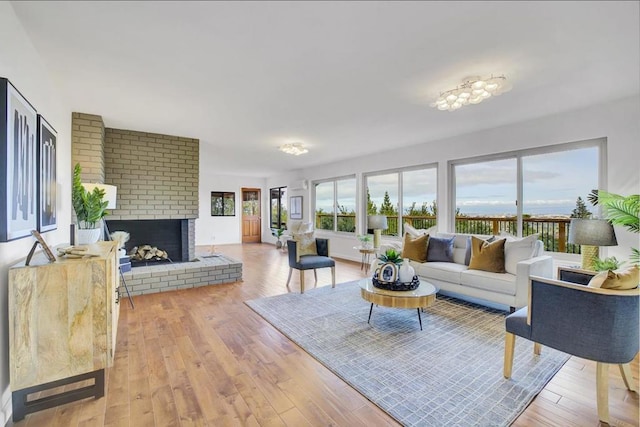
[315,213,579,254]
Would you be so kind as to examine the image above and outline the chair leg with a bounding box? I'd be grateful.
[596,362,610,425]
[619,363,637,392]
[300,269,305,294]
[286,268,293,290]
[313,269,318,285]
[331,266,335,288]
[533,342,542,355]
[504,332,515,379]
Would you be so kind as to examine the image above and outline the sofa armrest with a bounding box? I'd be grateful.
[514,255,553,308]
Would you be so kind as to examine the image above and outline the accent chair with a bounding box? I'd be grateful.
[286,238,335,293]
[503,275,639,425]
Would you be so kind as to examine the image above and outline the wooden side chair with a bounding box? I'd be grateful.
[286,238,335,293]
[504,275,639,425]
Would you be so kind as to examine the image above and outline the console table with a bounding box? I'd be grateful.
[8,241,120,421]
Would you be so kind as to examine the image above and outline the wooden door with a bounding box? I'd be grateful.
[241,188,261,243]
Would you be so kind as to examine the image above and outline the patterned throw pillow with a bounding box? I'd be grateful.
[426,235,455,262]
[401,233,429,262]
[468,236,506,273]
[295,232,317,256]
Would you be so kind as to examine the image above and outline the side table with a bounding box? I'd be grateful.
[354,246,376,273]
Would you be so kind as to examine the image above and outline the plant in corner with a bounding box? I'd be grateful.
[72,163,108,244]
[588,189,639,266]
[271,227,285,249]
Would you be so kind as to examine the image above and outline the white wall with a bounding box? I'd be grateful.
[196,142,266,245]
[267,96,640,264]
[0,3,73,424]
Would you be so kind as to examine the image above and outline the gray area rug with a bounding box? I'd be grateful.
[245,281,570,426]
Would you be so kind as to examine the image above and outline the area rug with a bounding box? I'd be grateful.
[245,281,570,426]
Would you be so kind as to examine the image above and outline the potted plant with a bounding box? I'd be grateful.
[271,227,285,249]
[589,190,639,265]
[358,234,373,249]
[72,163,109,244]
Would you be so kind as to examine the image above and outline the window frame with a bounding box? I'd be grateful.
[269,186,287,229]
[312,175,357,234]
[363,163,438,237]
[448,138,606,240]
[210,191,235,216]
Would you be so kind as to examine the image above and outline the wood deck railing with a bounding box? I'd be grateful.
[315,214,579,254]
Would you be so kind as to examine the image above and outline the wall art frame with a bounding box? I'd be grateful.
[290,195,303,220]
[37,115,57,232]
[0,78,38,242]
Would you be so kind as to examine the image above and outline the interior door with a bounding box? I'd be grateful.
[242,188,261,243]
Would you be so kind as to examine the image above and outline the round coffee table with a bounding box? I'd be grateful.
[359,278,438,330]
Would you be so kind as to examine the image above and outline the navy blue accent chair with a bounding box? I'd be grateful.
[286,238,335,293]
[504,275,639,424]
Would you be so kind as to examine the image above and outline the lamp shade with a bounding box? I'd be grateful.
[368,215,388,230]
[568,219,617,246]
[82,183,117,209]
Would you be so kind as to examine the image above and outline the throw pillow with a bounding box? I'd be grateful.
[464,235,495,265]
[295,232,317,256]
[588,266,639,290]
[405,222,436,238]
[426,235,455,263]
[401,233,429,262]
[468,236,506,273]
[503,234,540,275]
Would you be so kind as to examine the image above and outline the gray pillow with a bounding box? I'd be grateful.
[427,236,455,262]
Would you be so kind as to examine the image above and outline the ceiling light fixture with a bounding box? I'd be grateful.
[432,74,507,111]
[279,142,308,156]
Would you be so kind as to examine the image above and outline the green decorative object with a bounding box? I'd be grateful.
[378,248,403,266]
[72,163,108,230]
[592,256,623,271]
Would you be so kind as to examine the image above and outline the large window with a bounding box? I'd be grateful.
[452,140,601,253]
[270,186,287,229]
[365,166,437,236]
[314,176,356,233]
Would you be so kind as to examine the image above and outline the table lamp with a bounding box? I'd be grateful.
[368,215,388,250]
[568,218,617,270]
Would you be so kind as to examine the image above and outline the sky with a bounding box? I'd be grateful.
[314,146,599,217]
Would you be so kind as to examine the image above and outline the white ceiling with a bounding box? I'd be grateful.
[11,1,640,177]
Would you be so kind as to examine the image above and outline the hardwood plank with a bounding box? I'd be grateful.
[13,243,639,427]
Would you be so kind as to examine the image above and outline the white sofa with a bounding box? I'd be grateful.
[379,232,554,310]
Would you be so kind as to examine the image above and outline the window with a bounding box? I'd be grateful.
[314,176,356,233]
[211,192,235,216]
[270,186,287,229]
[365,166,437,236]
[452,140,602,253]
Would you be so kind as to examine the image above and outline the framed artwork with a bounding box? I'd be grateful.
[290,195,302,220]
[0,78,38,242]
[37,115,57,232]
[211,191,235,216]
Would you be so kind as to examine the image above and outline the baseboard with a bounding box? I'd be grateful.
[1,385,11,427]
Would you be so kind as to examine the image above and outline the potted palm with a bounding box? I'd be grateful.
[72,163,108,244]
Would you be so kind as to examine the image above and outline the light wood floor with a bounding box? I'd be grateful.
[11,243,639,426]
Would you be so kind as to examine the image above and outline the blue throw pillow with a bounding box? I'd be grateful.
[427,236,455,262]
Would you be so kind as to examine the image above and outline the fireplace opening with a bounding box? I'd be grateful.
[106,219,190,267]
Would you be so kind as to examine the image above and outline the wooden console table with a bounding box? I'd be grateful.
[8,241,120,421]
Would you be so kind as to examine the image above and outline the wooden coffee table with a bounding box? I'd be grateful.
[359,278,438,330]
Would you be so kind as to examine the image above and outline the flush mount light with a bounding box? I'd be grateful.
[432,75,507,111]
[279,142,308,156]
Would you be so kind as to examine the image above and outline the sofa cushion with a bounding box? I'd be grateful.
[437,233,494,265]
[503,234,539,275]
[460,269,517,295]
[413,261,468,283]
[401,232,429,262]
[468,236,506,273]
[426,235,455,262]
